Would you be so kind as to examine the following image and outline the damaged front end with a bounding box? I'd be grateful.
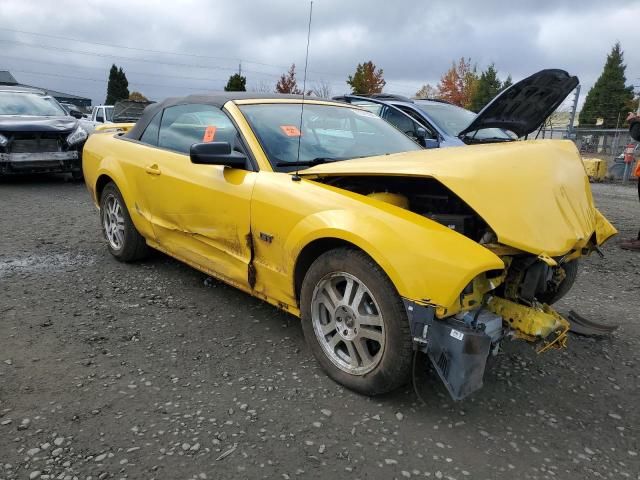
[406,244,610,401]
[304,141,618,400]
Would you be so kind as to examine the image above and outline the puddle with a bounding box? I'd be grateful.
[0,252,95,277]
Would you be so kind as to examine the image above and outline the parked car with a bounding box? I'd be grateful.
[0,85,87,178]
[334,69,578,149]
[59,102,87,119]
[82,93,616,400]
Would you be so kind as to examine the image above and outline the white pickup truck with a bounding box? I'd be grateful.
[81,102,151,134]
[80,105,114,133]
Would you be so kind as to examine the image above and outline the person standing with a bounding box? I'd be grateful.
[620,114,640,251]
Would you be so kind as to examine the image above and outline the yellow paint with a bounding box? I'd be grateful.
[582,157,607,181]
[301,140,612,256]
[366,192,409,209]
[486,296,570,347]
[93,123,136,133]
[82,99,616,321]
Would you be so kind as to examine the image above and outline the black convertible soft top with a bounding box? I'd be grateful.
[125,92,328,140]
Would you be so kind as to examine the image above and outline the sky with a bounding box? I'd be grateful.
[1,0,639,108]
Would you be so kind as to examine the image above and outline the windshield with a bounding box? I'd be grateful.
[0,91,67,116]
[104,107,114,122]
[239,103,421,171]
[414,101,513,140]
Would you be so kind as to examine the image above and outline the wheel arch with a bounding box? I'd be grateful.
[293,237,373,305]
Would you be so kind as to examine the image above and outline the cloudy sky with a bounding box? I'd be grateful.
[1,0,639,107]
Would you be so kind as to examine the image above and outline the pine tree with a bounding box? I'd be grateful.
[105,64,119,105]
[469,64,503,112]
[224,73,247,92]
[117,67,129,102]
[579,42,634,128]
[105,65,129,104]
[501,75,513,90]
[347,61,386,95]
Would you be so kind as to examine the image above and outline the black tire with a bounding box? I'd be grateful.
[300,248,413,395]
[537,260,579,304]
[99,182,148,262]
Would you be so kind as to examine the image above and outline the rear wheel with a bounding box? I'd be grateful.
[100,182,148,262]
[300,248,413,395]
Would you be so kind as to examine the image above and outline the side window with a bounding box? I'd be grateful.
[158,104,239,154]
[396,106,438,139]
[139,111,162,146]
[384,107,417,136]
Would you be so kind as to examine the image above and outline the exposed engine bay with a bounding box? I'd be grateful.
[321,174,592,400]
[322,175,489,241]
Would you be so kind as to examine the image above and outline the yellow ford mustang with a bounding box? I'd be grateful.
[83,93,616,400]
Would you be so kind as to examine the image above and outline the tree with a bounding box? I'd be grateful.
[346,61,386,95]
[105,64,129,105]
[501,75,513,91]
[128,91,148,102]
[579,42,634,128]
[414,83,439,99]
[469,64,503,112]
[437,57,478,108]
[224,73,247,92]
[276,64,302,94]
[312,80,332,98]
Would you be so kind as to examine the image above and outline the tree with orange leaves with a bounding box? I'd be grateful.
[437,57,478,109]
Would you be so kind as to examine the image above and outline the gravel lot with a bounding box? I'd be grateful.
[0,177,638,480]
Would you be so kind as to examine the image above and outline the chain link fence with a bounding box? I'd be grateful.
[535,126,637,179]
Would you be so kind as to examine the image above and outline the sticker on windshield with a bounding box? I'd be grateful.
[280,125,301,137]
[203,126,217,142]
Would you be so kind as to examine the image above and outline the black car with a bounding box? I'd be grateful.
[0,86,88,179]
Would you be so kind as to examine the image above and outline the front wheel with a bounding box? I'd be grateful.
[537,260,579,304]
[300,248,413,395]
[100,182,148,262]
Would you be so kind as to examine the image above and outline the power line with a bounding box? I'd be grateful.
[0,55,242,83]
[0,27,286,70]
[8,69,214,91]
[0,33,423,91]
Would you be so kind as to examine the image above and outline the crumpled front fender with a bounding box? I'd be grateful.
[593,208,617,245]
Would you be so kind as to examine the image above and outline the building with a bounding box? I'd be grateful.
[0,70,92,108]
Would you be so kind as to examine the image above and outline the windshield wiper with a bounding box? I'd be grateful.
[275,157,345,167]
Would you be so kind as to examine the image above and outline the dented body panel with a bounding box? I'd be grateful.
[301,140,613,256]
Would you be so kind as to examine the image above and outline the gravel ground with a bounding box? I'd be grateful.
[0,177,638,480]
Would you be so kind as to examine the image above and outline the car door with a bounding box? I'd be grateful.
[139,103,257,289]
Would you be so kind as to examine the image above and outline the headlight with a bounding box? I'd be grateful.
[66,126,88,146]
[0,133,7,147]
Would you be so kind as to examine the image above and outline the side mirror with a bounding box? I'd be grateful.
[424,138,440,149]
[69,109,83,119]
[190,142,247,169]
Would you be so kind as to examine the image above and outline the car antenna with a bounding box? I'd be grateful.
[292,0,313,182]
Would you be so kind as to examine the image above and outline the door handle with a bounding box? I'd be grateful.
[145,164,161,175]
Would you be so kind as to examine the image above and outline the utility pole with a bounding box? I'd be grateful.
[567,84,580,138]
[238,62,242,76]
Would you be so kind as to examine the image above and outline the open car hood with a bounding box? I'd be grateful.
[458,69,579,138]
[300,140,604,257]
